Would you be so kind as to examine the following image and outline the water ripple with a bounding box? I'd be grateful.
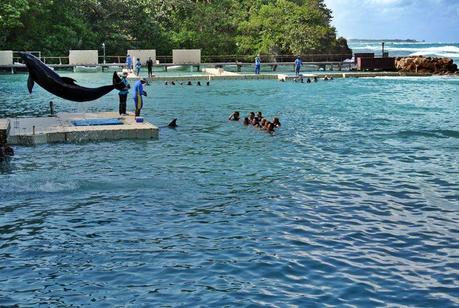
[0,75,458,306]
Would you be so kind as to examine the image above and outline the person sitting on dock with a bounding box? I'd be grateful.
[295,56,303,76]
[118,72,130,115]
[255,55,261,75]
[133,79,147,117]
[228,111,240,121]
[126,54,133,72]
[135,58,142,76]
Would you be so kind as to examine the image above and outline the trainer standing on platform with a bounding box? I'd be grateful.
[295,55,303,76]
[118,72,130,115]
[126,54,133,72]
[146,57,154,78]
[135,58,142,76]
[255,55,261,75]
[133,79,147,117]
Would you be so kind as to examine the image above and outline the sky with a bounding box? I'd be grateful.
[324,0,459,42]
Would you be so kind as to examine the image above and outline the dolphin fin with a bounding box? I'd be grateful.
[61,77,77,85]
[168,119,177,128]
[27,76,34,94]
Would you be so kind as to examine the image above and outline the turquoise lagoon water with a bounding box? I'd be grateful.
[0,73,458,306]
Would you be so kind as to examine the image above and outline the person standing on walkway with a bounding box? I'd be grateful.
[133,79,147,117]
[255,55,261,75]
[295,56,303,76]
[126,54,132,72]
[118,72,130,115]
[146,57,153,78]
[135,58,142,76]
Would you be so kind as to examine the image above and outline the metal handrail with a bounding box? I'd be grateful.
[11,53,353,65]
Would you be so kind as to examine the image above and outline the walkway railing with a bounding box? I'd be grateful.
[10,53,351,65]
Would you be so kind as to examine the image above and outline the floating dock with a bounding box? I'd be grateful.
[3,112,158,145]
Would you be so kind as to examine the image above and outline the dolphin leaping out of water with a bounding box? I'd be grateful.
[19,52,125,102]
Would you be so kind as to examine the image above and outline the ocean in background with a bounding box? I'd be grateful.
[348,40,459,62]
[0,73,458,306]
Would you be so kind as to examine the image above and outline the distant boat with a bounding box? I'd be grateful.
[74,66,102,73]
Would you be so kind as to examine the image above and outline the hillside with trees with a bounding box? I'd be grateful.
[0,0,351,59]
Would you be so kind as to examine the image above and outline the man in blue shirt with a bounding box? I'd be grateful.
[135,58,142,76]
[295,56,303,76]
[126,54,132,72]
[255,55,261,75]
[118,72,130,115]
[133,79,147,117]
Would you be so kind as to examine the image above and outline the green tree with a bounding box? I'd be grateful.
[0,0,351,59]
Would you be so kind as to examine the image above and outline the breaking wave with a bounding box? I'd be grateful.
[351,43,459,59]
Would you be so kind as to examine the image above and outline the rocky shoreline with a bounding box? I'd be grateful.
[395,56,458,75]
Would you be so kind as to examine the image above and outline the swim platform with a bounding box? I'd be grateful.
[5,112,158,145]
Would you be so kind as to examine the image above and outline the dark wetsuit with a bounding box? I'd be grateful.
[147,59,153,76]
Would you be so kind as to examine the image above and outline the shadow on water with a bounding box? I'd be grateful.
[385,129,459,139]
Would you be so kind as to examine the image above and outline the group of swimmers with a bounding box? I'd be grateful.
[164,81,210,86]
[0,143,14,162]
[228,111,281,134]
[281,75,334,83]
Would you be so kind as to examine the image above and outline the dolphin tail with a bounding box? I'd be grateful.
[113,72,124,90]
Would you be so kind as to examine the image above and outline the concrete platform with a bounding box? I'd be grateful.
[6,112,158,145]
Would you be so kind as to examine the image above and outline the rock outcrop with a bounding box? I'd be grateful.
[395,56,458,74]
